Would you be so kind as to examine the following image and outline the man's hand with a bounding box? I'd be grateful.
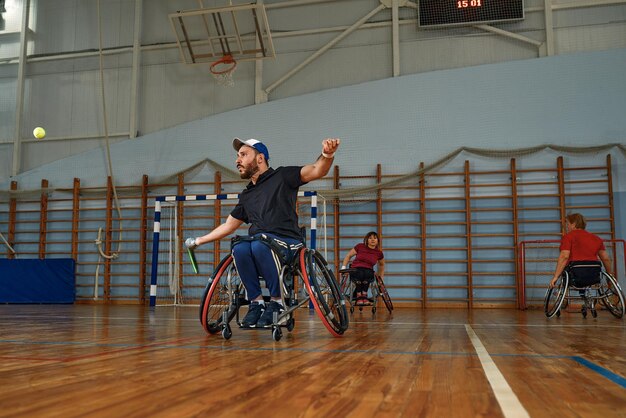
[322,138,340,158]
[301,138,341,182]
[184,237,198,250]
[549,276,559,288]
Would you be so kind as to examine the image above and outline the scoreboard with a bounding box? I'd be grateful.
[418,0,525,28]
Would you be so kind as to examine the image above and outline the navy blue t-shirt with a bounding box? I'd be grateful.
[230,166,307,241]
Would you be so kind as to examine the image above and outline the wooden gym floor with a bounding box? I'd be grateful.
[0,305,624,418]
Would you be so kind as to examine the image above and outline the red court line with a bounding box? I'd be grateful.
[0,356,61,362]
[0,338,194,363]
[61,337,195,362]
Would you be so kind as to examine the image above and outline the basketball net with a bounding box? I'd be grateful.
[210,55,237,87]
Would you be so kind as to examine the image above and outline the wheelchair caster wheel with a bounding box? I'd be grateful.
[581,307,587,318]
[222,325,232,340]
[591,309,597,318]
[350,306,354,313]
[556,310,561,318]
[286,317,295,332]
[372,307,376,314]
[272,326,282,341]
[359,306,363,312]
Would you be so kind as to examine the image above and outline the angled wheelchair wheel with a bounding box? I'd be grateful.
[375,274,393,313]
[599,273,625,318]
[338,271,357,313]
[338,271,351,299]
[544,274,568,318]
[299,249,349,336]
[199,255,242,334]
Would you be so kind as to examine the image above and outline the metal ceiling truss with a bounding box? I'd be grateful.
[169,0,548,101]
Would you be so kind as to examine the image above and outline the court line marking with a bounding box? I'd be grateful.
[572,356,626,389]
[0,338,194,363]
[0,338,576,360]
[2,314,625,329]
[2,337,626,389]
[465,324,530,418]
[351,322,626,329]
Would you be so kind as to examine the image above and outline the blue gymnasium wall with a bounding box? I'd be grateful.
[7,48,626,192]
[4,48,626,303]
[7,48,625,234]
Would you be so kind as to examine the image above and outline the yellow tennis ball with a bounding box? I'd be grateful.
[33,127,46,139]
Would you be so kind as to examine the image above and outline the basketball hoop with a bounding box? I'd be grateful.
[210,55,237,87]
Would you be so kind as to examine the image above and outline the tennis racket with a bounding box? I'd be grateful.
[187,247,199,274]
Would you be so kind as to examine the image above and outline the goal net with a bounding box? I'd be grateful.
[518,239,625,309]
[149,191,325,306]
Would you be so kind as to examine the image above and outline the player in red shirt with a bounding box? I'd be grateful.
[341,231,385,305]
[550,213,613,288]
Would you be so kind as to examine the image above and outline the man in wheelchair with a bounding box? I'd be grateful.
[186,137,340,328]
[550,213,613,290]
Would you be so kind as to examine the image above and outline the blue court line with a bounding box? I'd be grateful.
[571,356,626,389]
[1,338,625,389]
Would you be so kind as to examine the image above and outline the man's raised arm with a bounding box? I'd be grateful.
[300,138,341,183]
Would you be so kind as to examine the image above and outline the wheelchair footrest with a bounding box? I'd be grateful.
[238,324,272,330]
[237,314,293,329]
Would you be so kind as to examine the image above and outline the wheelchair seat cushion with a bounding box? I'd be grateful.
[567,260,602,288]
[349,267,375,283]
[231,234,294,266]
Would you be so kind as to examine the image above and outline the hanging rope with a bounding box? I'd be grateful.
[0,230,17,257]
[95,0,122,260]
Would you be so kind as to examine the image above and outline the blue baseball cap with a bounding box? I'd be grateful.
[233,138,270,162]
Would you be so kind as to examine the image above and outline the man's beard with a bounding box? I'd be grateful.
[239,160,259,179]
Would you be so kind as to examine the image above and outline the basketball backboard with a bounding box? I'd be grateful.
[169,2,275,65]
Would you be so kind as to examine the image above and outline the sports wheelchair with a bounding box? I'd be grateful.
[544,261,625,319]
[338,267,393,314]
[199,235,349,341]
